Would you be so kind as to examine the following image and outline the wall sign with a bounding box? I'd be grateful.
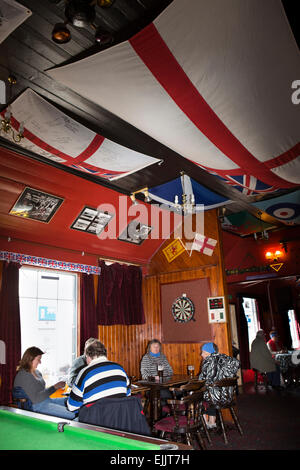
[207,296,227,323]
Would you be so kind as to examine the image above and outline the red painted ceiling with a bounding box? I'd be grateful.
[0,148,177,266]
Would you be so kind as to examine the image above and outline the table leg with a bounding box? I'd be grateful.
[149,388,161,431]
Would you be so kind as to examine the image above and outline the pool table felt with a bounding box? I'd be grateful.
[0,410,161,450]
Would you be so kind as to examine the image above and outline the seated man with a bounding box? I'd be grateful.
[67,340,131,413]
[66,337,97,386]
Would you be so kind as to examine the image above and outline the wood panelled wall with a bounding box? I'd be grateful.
[95,209,232,380]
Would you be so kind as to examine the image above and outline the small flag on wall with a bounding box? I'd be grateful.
[190,233,217,256]
[162,238,186,263]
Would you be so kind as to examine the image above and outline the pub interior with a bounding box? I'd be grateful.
[0,0,299,452]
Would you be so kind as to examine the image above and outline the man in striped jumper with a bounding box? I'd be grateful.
[67,340,130,413]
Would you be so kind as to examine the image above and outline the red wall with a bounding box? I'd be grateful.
[223,225,300,284]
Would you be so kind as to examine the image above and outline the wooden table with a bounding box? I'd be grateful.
[137,374,191,428]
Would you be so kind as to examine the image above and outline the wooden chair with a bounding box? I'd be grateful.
[163,380,206,415]
[205,377,243,445]
[154,387,208,450]
[11,387,33,411]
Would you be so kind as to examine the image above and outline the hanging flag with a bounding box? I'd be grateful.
[49,0,300,191]
[162,238,186,263]
[0,89,159,181]
[0,0,32,44]
[190,233,217,256]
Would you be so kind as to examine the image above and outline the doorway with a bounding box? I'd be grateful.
[242,297,260,350]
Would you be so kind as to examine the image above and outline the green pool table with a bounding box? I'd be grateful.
[0,406,186,451]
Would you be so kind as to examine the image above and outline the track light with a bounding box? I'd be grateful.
[130,187,151,205]
[130,194,138,205]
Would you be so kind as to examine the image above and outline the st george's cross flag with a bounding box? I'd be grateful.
[190,233,217,257]
[48,0,300,193]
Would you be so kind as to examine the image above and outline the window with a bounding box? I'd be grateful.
[19,267,78,387]
[242,297,260,349]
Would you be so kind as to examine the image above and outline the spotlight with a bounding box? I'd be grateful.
[94,28,113,45]
[144,189,151,203]
[130,194,138,205]
[65,0,96,28]
[97,0,115,7]
[52,22,71,44]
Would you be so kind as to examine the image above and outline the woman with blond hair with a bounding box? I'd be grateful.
[14,346,76,419]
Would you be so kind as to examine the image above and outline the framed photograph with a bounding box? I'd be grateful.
[9,187,64,223]
[70,206,114,235]
[118,220,152,245]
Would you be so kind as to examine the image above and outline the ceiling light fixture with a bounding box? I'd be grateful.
[96,0,115,7]
[174,171,195,215]
[130,187,152,205]
[51,0,114,45]
[52,22,71,44]
[0,76,24,143]
[65,0,96,28]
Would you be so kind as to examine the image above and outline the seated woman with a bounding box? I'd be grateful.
[14,346,76,420]
[140,339,173,380]
[140,339,173,409]
[199,342,240,429]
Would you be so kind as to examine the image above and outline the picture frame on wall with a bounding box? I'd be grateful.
[70,206,114,235]
[118,220,152,245]
[9,186,64,223]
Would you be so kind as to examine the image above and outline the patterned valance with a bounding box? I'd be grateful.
[0,251,100,275]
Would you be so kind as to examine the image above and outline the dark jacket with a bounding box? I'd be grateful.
[199,353,240,407]
[78,395,151,436]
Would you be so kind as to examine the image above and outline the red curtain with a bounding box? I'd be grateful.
[0,261,21,405]
[96,261,145,325]
[80,273,98,354]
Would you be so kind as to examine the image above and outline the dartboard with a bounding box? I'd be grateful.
[171,296,195,323]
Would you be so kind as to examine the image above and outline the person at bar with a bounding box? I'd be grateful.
[267,330,286,356]
[13,346,76,420]
[67,340,131,413]
[250,330,282,389]
[199,342,240,429]
[66,337,98,386]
